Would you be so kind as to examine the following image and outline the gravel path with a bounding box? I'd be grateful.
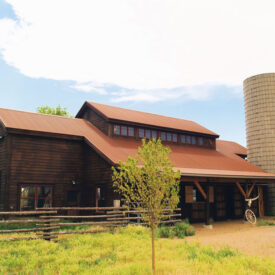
[186,219,275,258]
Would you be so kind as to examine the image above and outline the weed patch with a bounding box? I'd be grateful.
[0,225,274,274]
[257,219,275,226]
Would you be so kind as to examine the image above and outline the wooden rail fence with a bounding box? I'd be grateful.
[0,207,182,242]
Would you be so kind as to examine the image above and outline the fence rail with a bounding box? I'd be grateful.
[0,207,182,242]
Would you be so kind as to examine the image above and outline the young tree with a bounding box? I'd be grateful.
[112,138,181,275]
[36,105,72,117]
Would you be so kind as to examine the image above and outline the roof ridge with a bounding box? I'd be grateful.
[88,101,196,123]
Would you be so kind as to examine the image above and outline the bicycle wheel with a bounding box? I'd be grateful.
[245,209,257,224]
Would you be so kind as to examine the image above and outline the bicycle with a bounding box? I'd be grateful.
[244,195,259,224]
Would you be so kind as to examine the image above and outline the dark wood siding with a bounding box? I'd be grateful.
[82,108,109,136]
[0,124,7,210]
[83,143,115,207]
[7,134,84,210]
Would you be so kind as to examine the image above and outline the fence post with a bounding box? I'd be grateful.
[37,211,54,241]
[137,202,141,224]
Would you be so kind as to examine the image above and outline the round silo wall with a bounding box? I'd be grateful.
[244,73,275,215]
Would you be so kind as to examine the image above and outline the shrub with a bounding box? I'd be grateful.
[158,224,176,238]
[119,225,151,238]
[158,220,195,239]
[175,221,195,238]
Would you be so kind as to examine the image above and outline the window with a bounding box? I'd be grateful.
[96,187,105,207]
[114,125,120,135]
[186,136,191,144]
[121,126,127,136]
[20,185,52,210]
[172,133,178,142]
[139,128,158,139]
[192,136,196,145]
[114,125,134,137]
[181,135,186,143]
[139,128,145,138]
[193,186,205,202]
[160,131,175,142]
[145,129,151,139]
[193,189,197,202]
[161,132,166,141]
[128,127,134,137]
[198,137,203,146]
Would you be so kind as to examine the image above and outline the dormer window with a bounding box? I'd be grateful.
[139,128,145,138]
[172,133,178,142]
[198,137,203,145]
[114,125,134,137]
[181,135,186,143]
[114,124,212,148]
[139,128,157,139]
[161,132,177,142]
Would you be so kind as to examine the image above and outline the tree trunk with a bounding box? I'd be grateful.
[152,226,156,275]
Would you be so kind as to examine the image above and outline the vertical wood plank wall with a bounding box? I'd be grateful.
[82,108,109,136]
[83,143,115,207]
[3,132,116,210]
[7,134,84,210]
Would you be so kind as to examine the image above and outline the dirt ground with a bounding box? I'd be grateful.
[186,218,275,258]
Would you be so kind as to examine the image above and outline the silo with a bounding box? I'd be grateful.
[244,73,275,215]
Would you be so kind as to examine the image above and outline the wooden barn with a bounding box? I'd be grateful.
[0,101,274,223]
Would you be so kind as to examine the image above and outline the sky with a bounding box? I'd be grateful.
[0,1,275,146]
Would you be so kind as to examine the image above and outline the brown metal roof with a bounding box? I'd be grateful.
[0,107,274,179]
[216,140,247,157]
[0,108,86,137]
[85,101,219,137]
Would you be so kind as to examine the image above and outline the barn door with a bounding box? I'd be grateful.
[214,186,226,220]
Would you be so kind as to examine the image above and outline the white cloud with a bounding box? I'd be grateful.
[0,0,275,97]
[71,83,108,95]
[110,85,235,103]
[111,90,181,103]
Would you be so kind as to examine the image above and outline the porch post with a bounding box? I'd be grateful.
[205,185,210,225]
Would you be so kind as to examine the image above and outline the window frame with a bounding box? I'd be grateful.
[172,133,178,143]
[181,135,186,143]
[161,132,167,141]
[95,186,105,209]
[114,125,134,137]
[138,128,145,138]
[139,128,158,139]
[160,131,177,142]
[20,185,53,210]
[186,135,191,144]
[198,137,203,146]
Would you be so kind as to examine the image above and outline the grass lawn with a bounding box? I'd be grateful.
[0,225,275,275]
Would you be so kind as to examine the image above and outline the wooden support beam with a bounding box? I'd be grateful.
[247,182,256,198]
[205,186,210,225]
[194,181,207,200]
[235,181,246,198]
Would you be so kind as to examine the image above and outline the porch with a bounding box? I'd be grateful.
[179,178,268,224]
